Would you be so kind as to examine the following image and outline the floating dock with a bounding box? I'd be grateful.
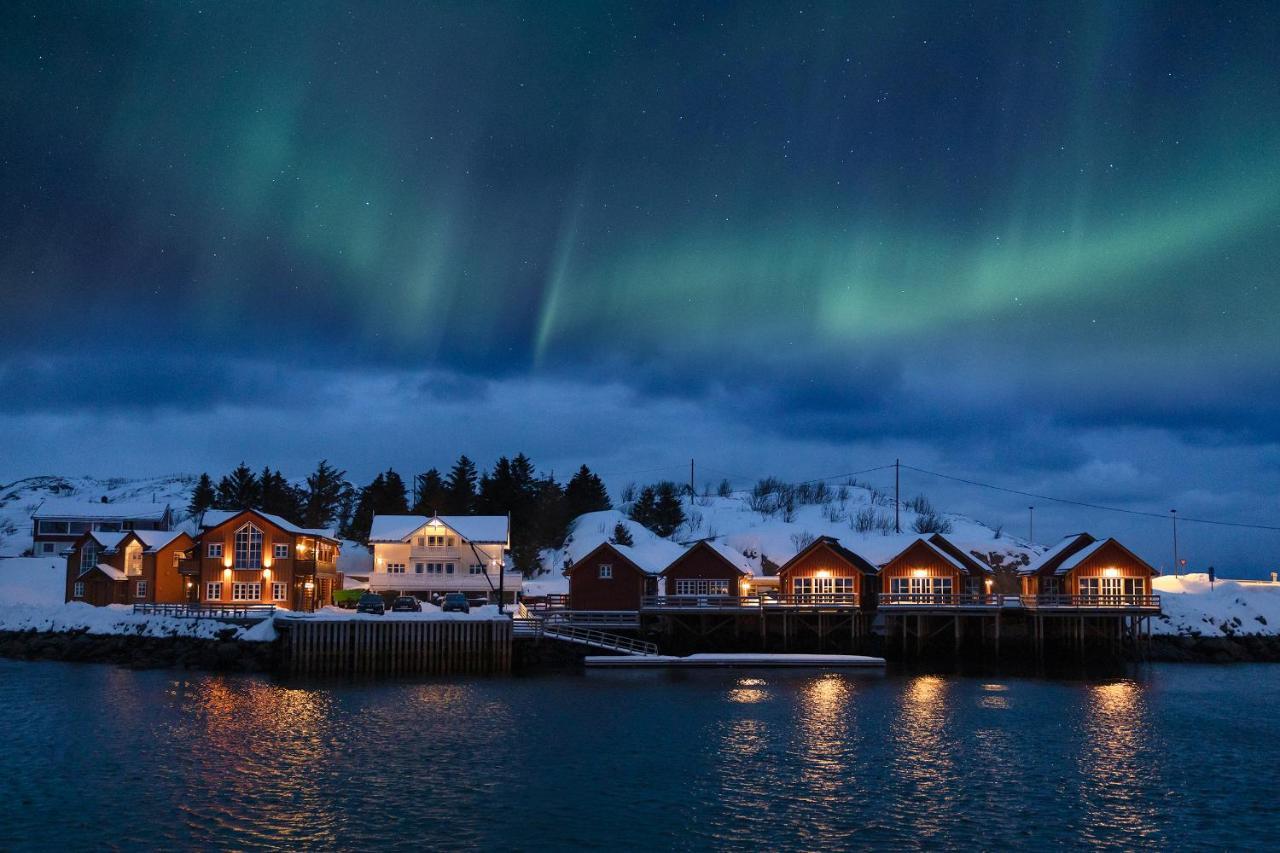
[583,652,886,668]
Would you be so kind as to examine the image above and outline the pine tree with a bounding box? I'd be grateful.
[413,469,447,515]
[629,486,658,530]
[381,469,409,513]
[215,462,260,510]
[444,455,478,514]
[188,474,216,518]
[652,482,686,537]
[345,469,410,543]
[301,460,351,529]
[565,465,611,518]
[612,521,634,547]
[259,467,303,522]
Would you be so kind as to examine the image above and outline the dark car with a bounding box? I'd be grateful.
[391,595,422,613]
[441,592,470,613]
[355,593,386,615]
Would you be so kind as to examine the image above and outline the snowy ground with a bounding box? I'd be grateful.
[1153,573,1280,637]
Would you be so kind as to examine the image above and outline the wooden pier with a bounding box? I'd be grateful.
[277,618,512,676]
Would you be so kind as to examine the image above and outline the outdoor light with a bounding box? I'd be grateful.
[263,556,272,569]
[223,567,231,578]
[1103,567,1120,578]
[262,568,272,579]
[816,569,832,578]
[222,556,232,568]
[912,569,928,578]
[985,578,993,589]
[304,581,315,591]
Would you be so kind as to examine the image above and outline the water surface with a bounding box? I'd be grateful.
[1,660,1275,850]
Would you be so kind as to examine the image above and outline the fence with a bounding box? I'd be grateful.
[279,618,512,676]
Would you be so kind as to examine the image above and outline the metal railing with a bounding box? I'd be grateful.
[131,603,277,620]
[540,623,658,656]
[522,594,570,611]
[1022,594,1161,610]
[542,611,640,627]
[879,593,1001,607]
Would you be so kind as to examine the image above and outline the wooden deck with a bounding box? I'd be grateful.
[641,593,861,612]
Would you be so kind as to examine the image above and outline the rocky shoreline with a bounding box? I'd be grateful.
[0,629,276,671]
[1147,634,1280,663]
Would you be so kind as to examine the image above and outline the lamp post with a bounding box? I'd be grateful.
[1171,509,1178,577]
[1028,505,1035,542]
[494,558,504,615]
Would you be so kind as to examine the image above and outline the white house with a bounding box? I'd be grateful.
[31,498,173,557]
[359,514,521,604]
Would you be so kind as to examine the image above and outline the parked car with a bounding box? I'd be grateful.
[441,592,470,613]
[391,595,422,613]
[356,593,386,615]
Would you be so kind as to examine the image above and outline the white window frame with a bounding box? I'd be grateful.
[207,543,223,559]
[80,544,98,573]
[272,582,287,601]
[206,582,222,601]
[234,524,263,570]
[273,543,290,559]
[135,580,148,598]
[387,563,406,574]
[470,563,485,575]
[232,582,262,601]
[73,581,85,598]
[599,564,613,579]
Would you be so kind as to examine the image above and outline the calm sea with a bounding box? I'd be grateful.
[0,659,1275,851]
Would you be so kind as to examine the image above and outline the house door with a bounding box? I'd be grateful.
[1100,577,1122,603]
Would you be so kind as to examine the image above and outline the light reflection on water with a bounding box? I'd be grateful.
[0,661,1275,851]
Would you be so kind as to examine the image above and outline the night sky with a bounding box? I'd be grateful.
[2,2,1279,570]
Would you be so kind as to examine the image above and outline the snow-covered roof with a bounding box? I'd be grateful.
[569,541,669,575]
[1055,539,1111,575]
[93,564,127,581]
[1019,533,1093,576]
[368,514,509,545]
[130,529,189,551]
[661,539,755,576]
[85,531,131,551]
[33,498,170,520]
[200,510,339,542]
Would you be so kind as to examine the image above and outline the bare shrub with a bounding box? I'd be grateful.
[790,531,816,552]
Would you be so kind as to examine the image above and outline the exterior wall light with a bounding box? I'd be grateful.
[1103,567,1121,578]
[912,569,928,578]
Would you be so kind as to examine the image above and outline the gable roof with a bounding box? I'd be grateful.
[368,514,510,545]
[131,529,192,552]
[565,541,662,576]
[199,509,338,543]
[777,536,878,576]
[924,534,993,575]
[33,498,171,521]
[83,530,132,551]
[660,539,753,577]
[79,563,127,581]
[1019,533,1096,576]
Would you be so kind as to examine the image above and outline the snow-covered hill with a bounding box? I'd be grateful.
[525,488,1038,597]
[0,475,196,556]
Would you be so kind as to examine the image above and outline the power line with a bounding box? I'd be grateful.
[902,464,1280,533]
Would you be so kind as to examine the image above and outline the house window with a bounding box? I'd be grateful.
[272,582,287,601]
[234,524,263,569]
[599,564,613,579]
[273,543,290,559]
[675,579,731,595]
[1124,578,1145,597]
[172,551,183,568]
[1042,577,1061,596]
[42,542,56,554]
[206,582,222,601]
[415,562,425,574]
[207,543,223,559]
[416,536,425,546]
[470,564,485,575]
[387,563,406,574]
[73,582,84,598]
[135,581,148,598]
[39,520,71,535]
[834,577,855,596]
[80,543,99,573]
[125,545,143,576]
[232,582,262,601]
[1080,577,1101,598]
[793,577,814,596]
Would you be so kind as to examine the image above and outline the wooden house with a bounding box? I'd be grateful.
[565,542,659,611]
[776,536,877,607]
[659,540,753,599]
[65,529,195,606]
[188,509,341,611]
[34,498,172,557]
[879,534,994,606]
[1019,533,1159,607]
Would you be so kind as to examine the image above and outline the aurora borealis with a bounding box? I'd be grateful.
[2,2,1280,569]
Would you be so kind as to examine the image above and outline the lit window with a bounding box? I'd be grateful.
[232,582,262,601]
[273,543,290,559]
[207,543,223,558]
[73,582,84,598]
[206,582,222,601]
[272,582,287,601]
[234,524,263,569]
[135,580,148,598]
[599,564,613,579]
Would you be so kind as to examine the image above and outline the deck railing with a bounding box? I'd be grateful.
[1022,594,1161,610]
[523,594,570,611]
[879,593,1001,607]
[543,610,640,627]
[131,603,277,620]
[640,593,860,609]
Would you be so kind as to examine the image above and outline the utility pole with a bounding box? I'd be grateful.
[894,459,901,533]
[1171,509,1179,577]
[1029,505,1035,543]
[690,458,695,497]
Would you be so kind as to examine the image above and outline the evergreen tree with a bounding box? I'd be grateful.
[565,465,611,518]
[382,469,409,513]
[188,473,216,518]
[345,469,410,543]
[259,467,303,521]
[444,455,478,514]
[612,521,634,547]
[301,460,351,529]
[629,486,658,530]
[652,482,686,537]
[215,462,260,510]
[413,468,447,515]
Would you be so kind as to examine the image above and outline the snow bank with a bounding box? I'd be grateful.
[0,557,66,606]
[0,602,263,640]
[1153,573,1280,637]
